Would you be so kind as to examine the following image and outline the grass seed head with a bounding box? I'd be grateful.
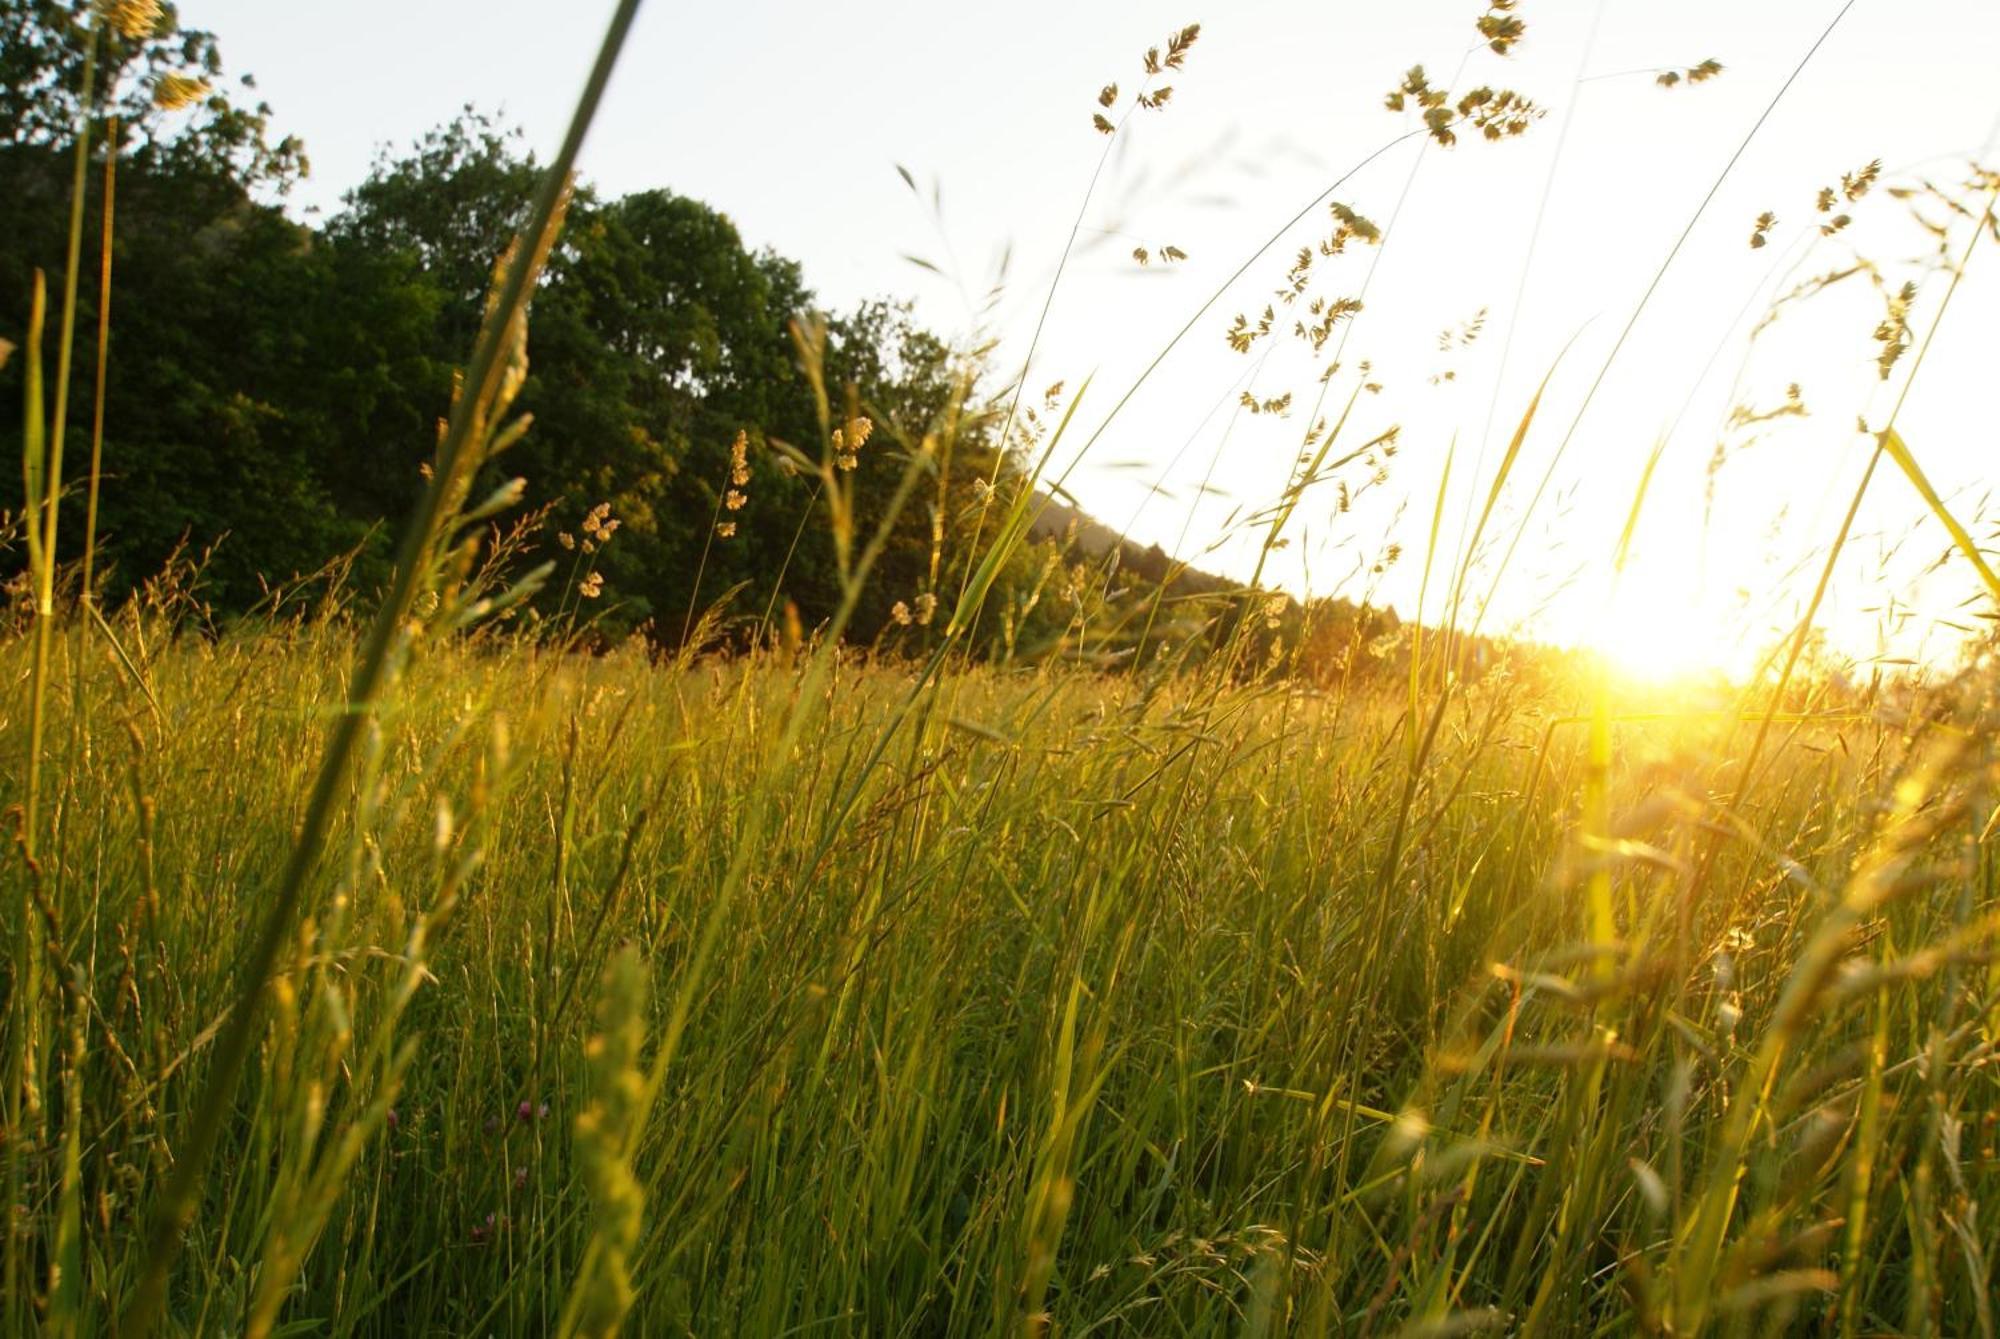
[154,73,212,111]
[100,0,162,39]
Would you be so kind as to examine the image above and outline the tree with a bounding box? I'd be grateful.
[329,120,1027,647]
[2,0,339,606]
[1,0,306,190]
[1,140,453,607]
[328,111,542,327]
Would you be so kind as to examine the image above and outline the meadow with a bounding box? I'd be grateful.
[6,0,2000,1335]
[6,601,1996,1336]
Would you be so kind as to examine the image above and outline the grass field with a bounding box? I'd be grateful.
[4,609,1998,1333]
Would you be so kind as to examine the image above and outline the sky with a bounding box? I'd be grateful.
[177,0,2000,677]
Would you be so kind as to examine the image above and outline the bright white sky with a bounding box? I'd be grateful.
[180,0,2000,677]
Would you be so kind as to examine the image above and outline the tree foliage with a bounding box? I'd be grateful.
[2,1,1064,647]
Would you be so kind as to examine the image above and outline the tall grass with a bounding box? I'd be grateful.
[3,614,1997,1332]
[6,1,2000,1334]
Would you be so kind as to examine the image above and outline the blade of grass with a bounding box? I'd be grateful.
[1878,426,2000,605]
[115,4,647,1329]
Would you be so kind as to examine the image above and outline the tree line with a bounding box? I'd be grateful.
[1,0,1099,652]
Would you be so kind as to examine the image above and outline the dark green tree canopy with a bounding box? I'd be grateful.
[2,0,1068,648]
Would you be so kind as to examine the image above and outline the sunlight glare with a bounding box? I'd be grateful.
[1585,564,1746,688]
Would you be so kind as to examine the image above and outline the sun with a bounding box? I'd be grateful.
[1577,562,1748,688]
[1591,599,1726,686]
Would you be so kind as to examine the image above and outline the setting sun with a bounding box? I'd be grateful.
[1586,578,1740,686]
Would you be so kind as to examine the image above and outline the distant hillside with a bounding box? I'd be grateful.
[1012,488,1550,688]
[1026,488,1238,600]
